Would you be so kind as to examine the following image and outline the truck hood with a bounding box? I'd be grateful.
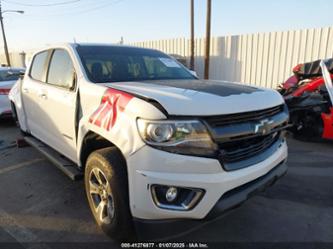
[102,80,284,116]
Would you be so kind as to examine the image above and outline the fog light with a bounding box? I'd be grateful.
[166,187,178,202]
[151,185,204,211]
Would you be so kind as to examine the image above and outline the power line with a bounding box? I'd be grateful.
[2,0,81,7]
[24,0,124,18]
[69,0,123,15]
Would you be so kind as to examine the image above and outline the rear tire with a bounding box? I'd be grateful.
[84,147,135,241]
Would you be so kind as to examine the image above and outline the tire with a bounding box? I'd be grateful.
[84,147,135,241]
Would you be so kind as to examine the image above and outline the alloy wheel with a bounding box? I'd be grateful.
[88,167,115,224]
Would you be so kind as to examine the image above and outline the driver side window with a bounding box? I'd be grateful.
[47,49,75,89]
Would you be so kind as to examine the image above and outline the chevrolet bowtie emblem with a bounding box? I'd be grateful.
[254,119,274,135]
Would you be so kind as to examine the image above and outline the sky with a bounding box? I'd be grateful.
[2,0,333,51]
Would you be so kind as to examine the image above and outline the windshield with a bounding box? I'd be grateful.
[0,69,21,82]
[76,45,195,83]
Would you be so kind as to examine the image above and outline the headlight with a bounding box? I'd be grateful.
[137,119,218,156]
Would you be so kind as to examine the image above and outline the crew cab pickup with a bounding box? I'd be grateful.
[9,43,289,240]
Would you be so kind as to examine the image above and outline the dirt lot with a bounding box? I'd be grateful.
[0,119,332,248]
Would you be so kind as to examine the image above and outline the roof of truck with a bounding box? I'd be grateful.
[32,42,159,56]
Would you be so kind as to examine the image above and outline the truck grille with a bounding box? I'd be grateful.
[218,132,280,163]
[202,104,287,171]
[205,105,284,127]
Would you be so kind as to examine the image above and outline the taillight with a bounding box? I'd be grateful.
[0,89,10,95]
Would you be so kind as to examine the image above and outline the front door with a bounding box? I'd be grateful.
[35,49,78,161]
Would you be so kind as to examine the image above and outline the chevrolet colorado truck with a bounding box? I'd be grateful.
[9,43,289,240]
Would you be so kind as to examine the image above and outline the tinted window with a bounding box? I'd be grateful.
[76,46,195,83]
[30,51,49,81]
[47,49,75,88]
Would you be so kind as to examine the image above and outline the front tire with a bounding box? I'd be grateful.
[84,147,135,241]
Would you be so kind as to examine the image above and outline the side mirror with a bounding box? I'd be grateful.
[189,70,198,78]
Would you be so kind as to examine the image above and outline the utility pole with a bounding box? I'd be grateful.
[204,0,212,79]
[190,0,195,70]
[0,0,10,67]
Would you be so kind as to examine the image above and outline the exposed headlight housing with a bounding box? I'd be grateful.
[137,119,218,156]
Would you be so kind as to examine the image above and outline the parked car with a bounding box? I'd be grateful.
[0,67,24,119]
[9,43,289,240]
[278,59,333,141]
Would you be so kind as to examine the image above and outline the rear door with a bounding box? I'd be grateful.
[36,49,78,161]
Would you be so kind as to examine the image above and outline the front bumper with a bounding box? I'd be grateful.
[127,138,287,219]
[133,160,287,240]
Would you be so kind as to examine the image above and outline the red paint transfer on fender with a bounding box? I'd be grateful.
[89,88,133,131]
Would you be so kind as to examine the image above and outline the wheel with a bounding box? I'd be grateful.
[84,147,135,241]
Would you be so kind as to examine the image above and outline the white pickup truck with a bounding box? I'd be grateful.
[9,43,289,240]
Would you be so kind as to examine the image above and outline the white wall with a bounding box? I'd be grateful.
[132,26,333,88]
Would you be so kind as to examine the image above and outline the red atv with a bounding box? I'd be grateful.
[278,59,333,141]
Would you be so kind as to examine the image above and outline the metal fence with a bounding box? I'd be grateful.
[2,26,332,89]
[132,26,333,89]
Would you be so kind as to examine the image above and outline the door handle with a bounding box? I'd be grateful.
[23,88,29,93]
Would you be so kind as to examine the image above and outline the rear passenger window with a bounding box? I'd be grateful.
[47,49,75,89]
[30,51,49,82]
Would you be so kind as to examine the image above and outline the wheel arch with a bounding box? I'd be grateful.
[78,130,127,172]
